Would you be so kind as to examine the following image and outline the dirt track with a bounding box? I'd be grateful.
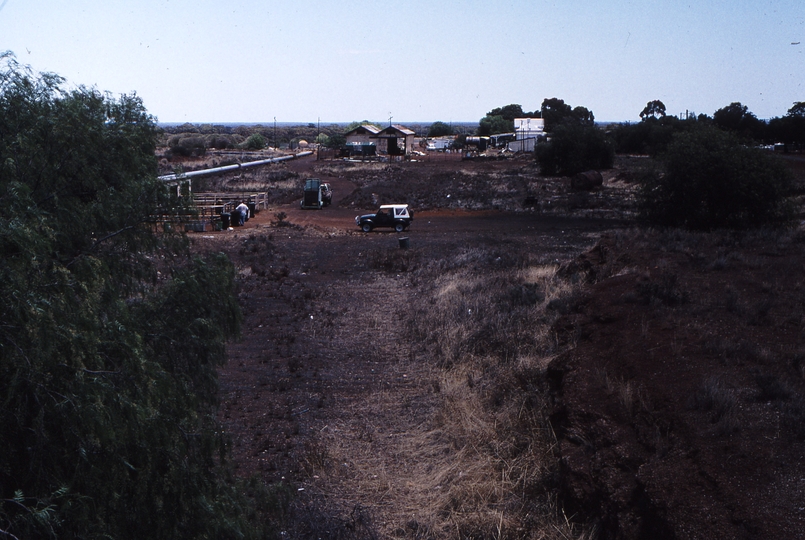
[185,152,805,538]
[188,158,626,536]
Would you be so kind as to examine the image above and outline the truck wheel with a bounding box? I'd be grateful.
[361,223,372,232]
[395,222,405,233]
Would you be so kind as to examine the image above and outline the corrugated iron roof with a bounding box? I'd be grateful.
[344,124,382,136]
[376,125,415,137]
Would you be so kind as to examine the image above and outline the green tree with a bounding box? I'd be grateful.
[488,104,525,121]
[478,104,538,136]
[0,53,267,539]
[540,98,573,130]
[243,132,266,149]
[324,132,346,148]
[640,100,667,121]
[573,105,595,126]
[712,102,766,141]
[638,125,794,229]
[540,98,594,130]
[535,123,614,176]
[427,121,454,137]
[769,102,805,149]
[478,114,513,135]
[787,102,805,117]
[612,114,699,156]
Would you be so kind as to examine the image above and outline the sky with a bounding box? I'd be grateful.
[1,0,803,124]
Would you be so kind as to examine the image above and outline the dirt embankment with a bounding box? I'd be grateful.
[549,229,805,539]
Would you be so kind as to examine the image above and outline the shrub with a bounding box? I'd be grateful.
[535,123,614,176]
[0,52,271,539]
[206,133,238,149]
[611,117,686,156]
[169,135,207,156]
[638,126,794,230]
[427,121,454,137]
[243,133,266,150]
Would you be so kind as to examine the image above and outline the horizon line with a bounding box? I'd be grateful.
[157,120,483,125]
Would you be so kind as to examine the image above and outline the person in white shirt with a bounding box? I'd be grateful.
[235,202,249,226]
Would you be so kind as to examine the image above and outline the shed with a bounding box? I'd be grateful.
[506,117,545,153]
[374,125,415,156]
[344,124,382,146]
[514,117,545,138]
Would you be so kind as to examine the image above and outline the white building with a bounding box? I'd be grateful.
[507,117,545,153]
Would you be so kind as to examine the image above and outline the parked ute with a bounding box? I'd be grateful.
[300,178,333,209]
[355,204,413,232]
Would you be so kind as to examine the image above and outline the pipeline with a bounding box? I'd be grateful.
[158,150,314,183]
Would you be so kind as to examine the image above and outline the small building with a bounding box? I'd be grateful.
[507,117,545,153]
[344,124,382,146]
[374,125,415,156]
[514,117,545,138]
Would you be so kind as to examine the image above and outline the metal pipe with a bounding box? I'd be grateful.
[158,151,313,182]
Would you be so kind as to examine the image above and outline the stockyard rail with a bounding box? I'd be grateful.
[153,151,313,231]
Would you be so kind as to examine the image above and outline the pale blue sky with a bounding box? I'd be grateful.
[1,0,803,123]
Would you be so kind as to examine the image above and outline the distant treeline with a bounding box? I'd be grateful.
[158,121,480,155]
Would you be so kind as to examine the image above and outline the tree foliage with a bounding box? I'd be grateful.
[243,132,266,150]
[540,98,594,130]
[478,104,539,136]
[427,121,453,137]
[712,101,766,140]
[0,52,268,539]
[640,100,667,120]
[487,104,528,121]
[323,132,346,148]
[478,114,513,136]
[638,125,794,230]
[787,102,805,118]
[611,115,703,156]
[535,123,614,176]
[768,102,805,149]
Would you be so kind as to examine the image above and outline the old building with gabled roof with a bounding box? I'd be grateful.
[344,124,382,145]
[373,124,415,156]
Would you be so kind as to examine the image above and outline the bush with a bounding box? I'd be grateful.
[427,121,454,137]
[206,133,238,149]
[169,135,207,156]
[243,133,266,150]
[535,123,614,176]
[0,53,271,539]
[611,117,689,156]
[638,126,794,230]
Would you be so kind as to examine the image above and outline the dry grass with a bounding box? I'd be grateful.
[293,245,593,539]
[374,247,592,539]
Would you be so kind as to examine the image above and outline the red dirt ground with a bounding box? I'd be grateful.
[186,152,805,539]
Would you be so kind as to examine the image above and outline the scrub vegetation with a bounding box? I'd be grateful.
[3,51,805,539]
[0,52,280,539]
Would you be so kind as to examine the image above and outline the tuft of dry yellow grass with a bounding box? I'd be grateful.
[301,248,594,538]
